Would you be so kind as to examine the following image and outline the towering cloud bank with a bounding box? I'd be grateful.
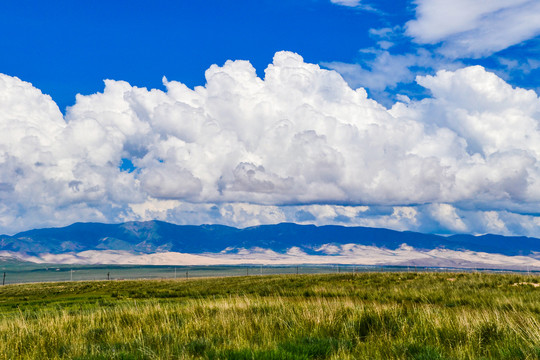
[1,52,540,236]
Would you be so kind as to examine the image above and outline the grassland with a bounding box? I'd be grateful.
[0,272,538,359]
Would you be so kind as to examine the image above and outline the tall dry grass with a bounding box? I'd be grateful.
[0,272,538,359]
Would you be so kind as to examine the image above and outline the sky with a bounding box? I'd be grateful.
[1,0,540,237]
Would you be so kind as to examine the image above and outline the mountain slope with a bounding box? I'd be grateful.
[1,221,539,258]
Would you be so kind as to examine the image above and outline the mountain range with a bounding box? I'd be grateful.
[1,221,539,269]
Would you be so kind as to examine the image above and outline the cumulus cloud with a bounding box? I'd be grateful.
[406,0,540,58]
[1,52,540,236]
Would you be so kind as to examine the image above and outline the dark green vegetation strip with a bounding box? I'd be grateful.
[0,273,539,359]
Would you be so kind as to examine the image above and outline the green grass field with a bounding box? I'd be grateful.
[0,272,539,359]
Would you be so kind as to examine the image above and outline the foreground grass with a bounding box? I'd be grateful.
[0,272,539,359]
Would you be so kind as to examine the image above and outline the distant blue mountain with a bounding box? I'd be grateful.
[0,221,539,257]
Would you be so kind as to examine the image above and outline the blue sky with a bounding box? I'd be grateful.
[1,0,540,236]
[2,0,539,110]
[0,0,390,110]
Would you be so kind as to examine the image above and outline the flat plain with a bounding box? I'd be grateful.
[0,272,539,359]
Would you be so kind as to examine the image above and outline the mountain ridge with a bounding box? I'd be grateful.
[1,221,539,258]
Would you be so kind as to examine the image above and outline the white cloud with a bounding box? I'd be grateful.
[323,51,420,91]
[322,48,462,102]
[427,203,467,233]
[330,0,361,7]
[412,66,540,157]
[1,52,540,237]
[406,0,540,58]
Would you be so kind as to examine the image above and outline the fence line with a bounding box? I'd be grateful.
[0,264,538,286]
